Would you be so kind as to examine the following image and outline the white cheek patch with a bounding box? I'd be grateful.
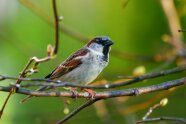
[88,43,104,56]
[87,48,103,56]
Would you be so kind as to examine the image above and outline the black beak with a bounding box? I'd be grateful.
[105,40,114,46]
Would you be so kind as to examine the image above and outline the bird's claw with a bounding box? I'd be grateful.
[70,88,79,100]
[83,88,96,99]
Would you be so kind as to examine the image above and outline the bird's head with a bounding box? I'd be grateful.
[86,36,113,56]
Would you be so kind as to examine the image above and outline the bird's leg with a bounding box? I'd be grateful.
[81,88,96,99]
[69,87,79,99]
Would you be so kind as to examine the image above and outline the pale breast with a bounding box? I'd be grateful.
[58,52,108,84]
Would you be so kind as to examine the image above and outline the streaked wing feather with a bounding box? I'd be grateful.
[45,48,89,79]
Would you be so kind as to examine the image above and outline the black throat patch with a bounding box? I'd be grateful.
[102,46,110,61]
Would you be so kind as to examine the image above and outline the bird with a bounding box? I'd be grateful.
[21,36,113,103]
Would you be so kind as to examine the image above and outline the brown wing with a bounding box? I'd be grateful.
[45,48,89,79]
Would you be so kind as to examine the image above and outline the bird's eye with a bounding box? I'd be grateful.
[95,39,99,42]
[95,39,101,44]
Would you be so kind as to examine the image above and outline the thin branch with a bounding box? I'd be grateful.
[136,116,186,124]
[0,57,36,118]
[161,0,184,52]
[58,78,183,124]
[0,65,185,89]
[19,65,186,89]
[0,76,184,123]
[0,78,185,98]
[56,98,100,124]
[0,92,12,119]
[0,0,60,119]
[0,77,185,123]
[52,0,59,54]
[142,98,168,120]
[117,91,173,116]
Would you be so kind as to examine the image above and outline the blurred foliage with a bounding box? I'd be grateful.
[0,0,186,124]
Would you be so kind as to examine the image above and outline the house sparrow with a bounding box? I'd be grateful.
[21,36,113,103]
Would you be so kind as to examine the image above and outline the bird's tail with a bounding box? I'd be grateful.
[20,86,48,103]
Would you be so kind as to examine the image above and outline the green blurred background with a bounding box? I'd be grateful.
[0,0,186,124]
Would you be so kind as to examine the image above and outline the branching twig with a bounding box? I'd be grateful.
[136,116,186,124]
[0,0,60,119]
[161,0,185,54]
[142,98,168,120]
[0,76,185,123]
[0,65,186,89]
[117,91,173,116]
[1,77,184,123]
[0,77,185,99]
[136,93,186,124]
[0,1,185,123]
[18,65,186,89]
[56,98,100,124]
[0,58,36,118]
